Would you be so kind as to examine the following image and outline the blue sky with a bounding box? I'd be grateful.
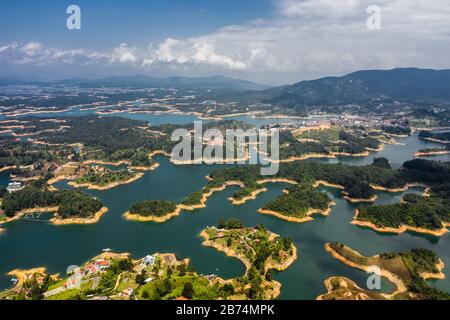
[1,0,449,85]
[0,1,273,50]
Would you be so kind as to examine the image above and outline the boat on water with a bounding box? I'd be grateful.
[102,248,112,252]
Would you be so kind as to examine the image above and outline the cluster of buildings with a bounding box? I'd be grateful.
[6,182,24,193]
[65,258,111,289]
[143,255,156,266]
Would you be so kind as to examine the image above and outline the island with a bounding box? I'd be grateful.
[124,200,180,223]
[227,184,268,205]
[181,158,449,213]
[414,147,450,157]
[68,166,145,190]
[318,242,449,300]
[0,116,262,186]
[0,220,297,300]
[258,184,335,223]
[200,219,297,299]
[419,130,450,144]
[121,158,450,224]
[352,186,450,237]
[0,183,107,225]
[274,126,395,163]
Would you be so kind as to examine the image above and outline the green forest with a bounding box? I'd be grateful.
[74,168,138,186]
[1,186,103,219]
[128,200,177,217]
[262,184,331,218]
[357,188,450,231]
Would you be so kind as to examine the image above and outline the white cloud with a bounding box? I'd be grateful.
[111,43,138,64]
[141,37,246,70]
[0,41,111,66]
[20,42,44,56]
[1,0,450,83]
[278,0,361,17]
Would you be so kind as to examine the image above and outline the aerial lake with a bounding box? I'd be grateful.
[0,113,449,299]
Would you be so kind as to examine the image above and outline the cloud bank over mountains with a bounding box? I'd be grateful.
[1,0,450,84]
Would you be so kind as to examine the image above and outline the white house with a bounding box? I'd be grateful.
[143,255,156,266]
[7,182,24,193]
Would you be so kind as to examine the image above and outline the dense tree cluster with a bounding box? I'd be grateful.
[205,159,450,202]
[372,157,392,169]
[75,168,137,186]
[357,192,449,231]
[381,125,412,136]
[181,191,204,206]
[217,218,244,229]
[398,249,449,300]
[419,130,450,142]
[128,200,177,217]
[330,242,450,300]
[262,184,331,217]
[1,186,103,219]
[279,131,329,159]
[0,140,71,168]
[208,223,294,299]
[338,131,381,150]
[38,116,171,163]
[278,129,386,159]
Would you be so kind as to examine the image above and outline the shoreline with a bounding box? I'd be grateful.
[200,227,297,300]
[324,243,407,298]
[420,259,446,280]
[258,201,336,224]
[50,207,109,226]
[47,162,84,185]
[370,183,429,193]
[82,159,160,172]
[1,206,60,225]
[123,207,182,223]
[276,153,336,163]
[48,159,159,187]
[342,194,378,203]
[0,166,16,173]
[351,209,449,237]
[199,229,252,273]
[256,178,298,185]
[272,149,380,164]
[414,150,450,157]
[200,228,297,273]
[317,276,366,300]
[312,180,345,190]
[228,188,268,205]
[7,268,47,288]
[3,107,73,118]
[68,172,145,190]
[180,181,246,211]
[264,245,298,274]
[421,137,450,144]
[313,180,377,203]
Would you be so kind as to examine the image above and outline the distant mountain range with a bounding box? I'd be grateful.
[235,68,450,107]
[54,75,270,92]
[0,74,270,92]
[2,68,450,106]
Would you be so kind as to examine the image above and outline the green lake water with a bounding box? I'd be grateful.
[0,112,449,299]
